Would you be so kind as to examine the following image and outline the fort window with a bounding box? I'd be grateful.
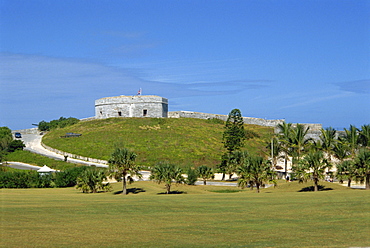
[118,111,122,116]
[143,109,148,116]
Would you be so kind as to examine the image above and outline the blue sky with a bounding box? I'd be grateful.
[1,0,369,130]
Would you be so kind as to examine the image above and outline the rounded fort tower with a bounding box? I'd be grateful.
[95,95,168,119]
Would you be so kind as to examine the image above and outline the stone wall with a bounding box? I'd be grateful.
[41,142,108,165]
[11,128,39,135]
[95,95,168,119]
[168,111,285,127]
[168,111,322,139]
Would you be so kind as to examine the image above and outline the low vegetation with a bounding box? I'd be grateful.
[42,117,273,168]
[38,116,80,131]
[1,181,369,247]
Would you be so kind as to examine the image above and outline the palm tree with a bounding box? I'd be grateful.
[319,127,337,161]
[336,160,357,187]
[226,150,248,179]
[108,147,141,195]
[297,150,331,192]
[343,125,360,157]
[354,148,370,190]
[197,165,214,185]
[76,167,112,193]
[268,136,284,170]
[333,140,350,162]
[236,155,275,193]
[359,124,370,148]
[290,124,312,166]
[150,162,184,194]
[276,122,293,178]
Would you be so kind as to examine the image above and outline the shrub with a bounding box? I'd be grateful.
[0,170,55,188]
[7,140,26,152]
[38,117,80,131]
[185,167,198,185]
[76,167,111,193]
[54,166,89,187]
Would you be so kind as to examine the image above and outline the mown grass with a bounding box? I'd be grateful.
[42,117,273,168]
[1,181,369,248]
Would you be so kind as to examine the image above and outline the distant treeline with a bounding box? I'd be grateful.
[38,117,80,131]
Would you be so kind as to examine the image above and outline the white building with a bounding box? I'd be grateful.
[95,95,168,119]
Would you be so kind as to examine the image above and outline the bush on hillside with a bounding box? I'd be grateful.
[38,117,80,131]
[7,140,26,152]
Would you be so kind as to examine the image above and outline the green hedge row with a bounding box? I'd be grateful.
[0,166,89,188]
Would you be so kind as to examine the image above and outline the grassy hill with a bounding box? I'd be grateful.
[42,117,274,168]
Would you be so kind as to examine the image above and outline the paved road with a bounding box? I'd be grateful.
[20,132,108,168]
[1,161,41,171]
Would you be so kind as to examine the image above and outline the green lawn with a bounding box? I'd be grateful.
[1,181,369,247]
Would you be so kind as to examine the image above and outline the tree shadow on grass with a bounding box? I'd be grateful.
[157,191,187,195]
[298,185,333,192]
[113,188,146,195]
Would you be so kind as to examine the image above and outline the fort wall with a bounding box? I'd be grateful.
[95,95,168,119]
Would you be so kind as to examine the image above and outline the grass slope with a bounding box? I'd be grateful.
[4,150,78,170]
[42,117,273,168]
[1,181,369,248]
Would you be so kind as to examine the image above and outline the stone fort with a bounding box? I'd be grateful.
[95,95,168,119]
[94,94,322,137]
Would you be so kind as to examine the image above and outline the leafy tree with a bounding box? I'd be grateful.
[336,160,357,187]
[236,155,275,193]
[185,167,198,185]
[38,117,80,131]
[295,150,331,192]
[221,109,246,180]
[149,161,184,194]
[0,127,12,151]
[7,140,26,152]
[76,167,111,193]
[217,154,229,181]
[108,147,141,195]
[223,109,245,153]
[354,148,370,190]
[197,165,214,185]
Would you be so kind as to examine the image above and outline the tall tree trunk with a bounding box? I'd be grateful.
[314,176,318,192]
[347,178,352,188]
[222,173,225,181]
[203,180,206,185]
[366,174,370,190]
[256,182,260,193]
[284,155,288,178]
[166,184,171,194]
[122,174,127,195]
